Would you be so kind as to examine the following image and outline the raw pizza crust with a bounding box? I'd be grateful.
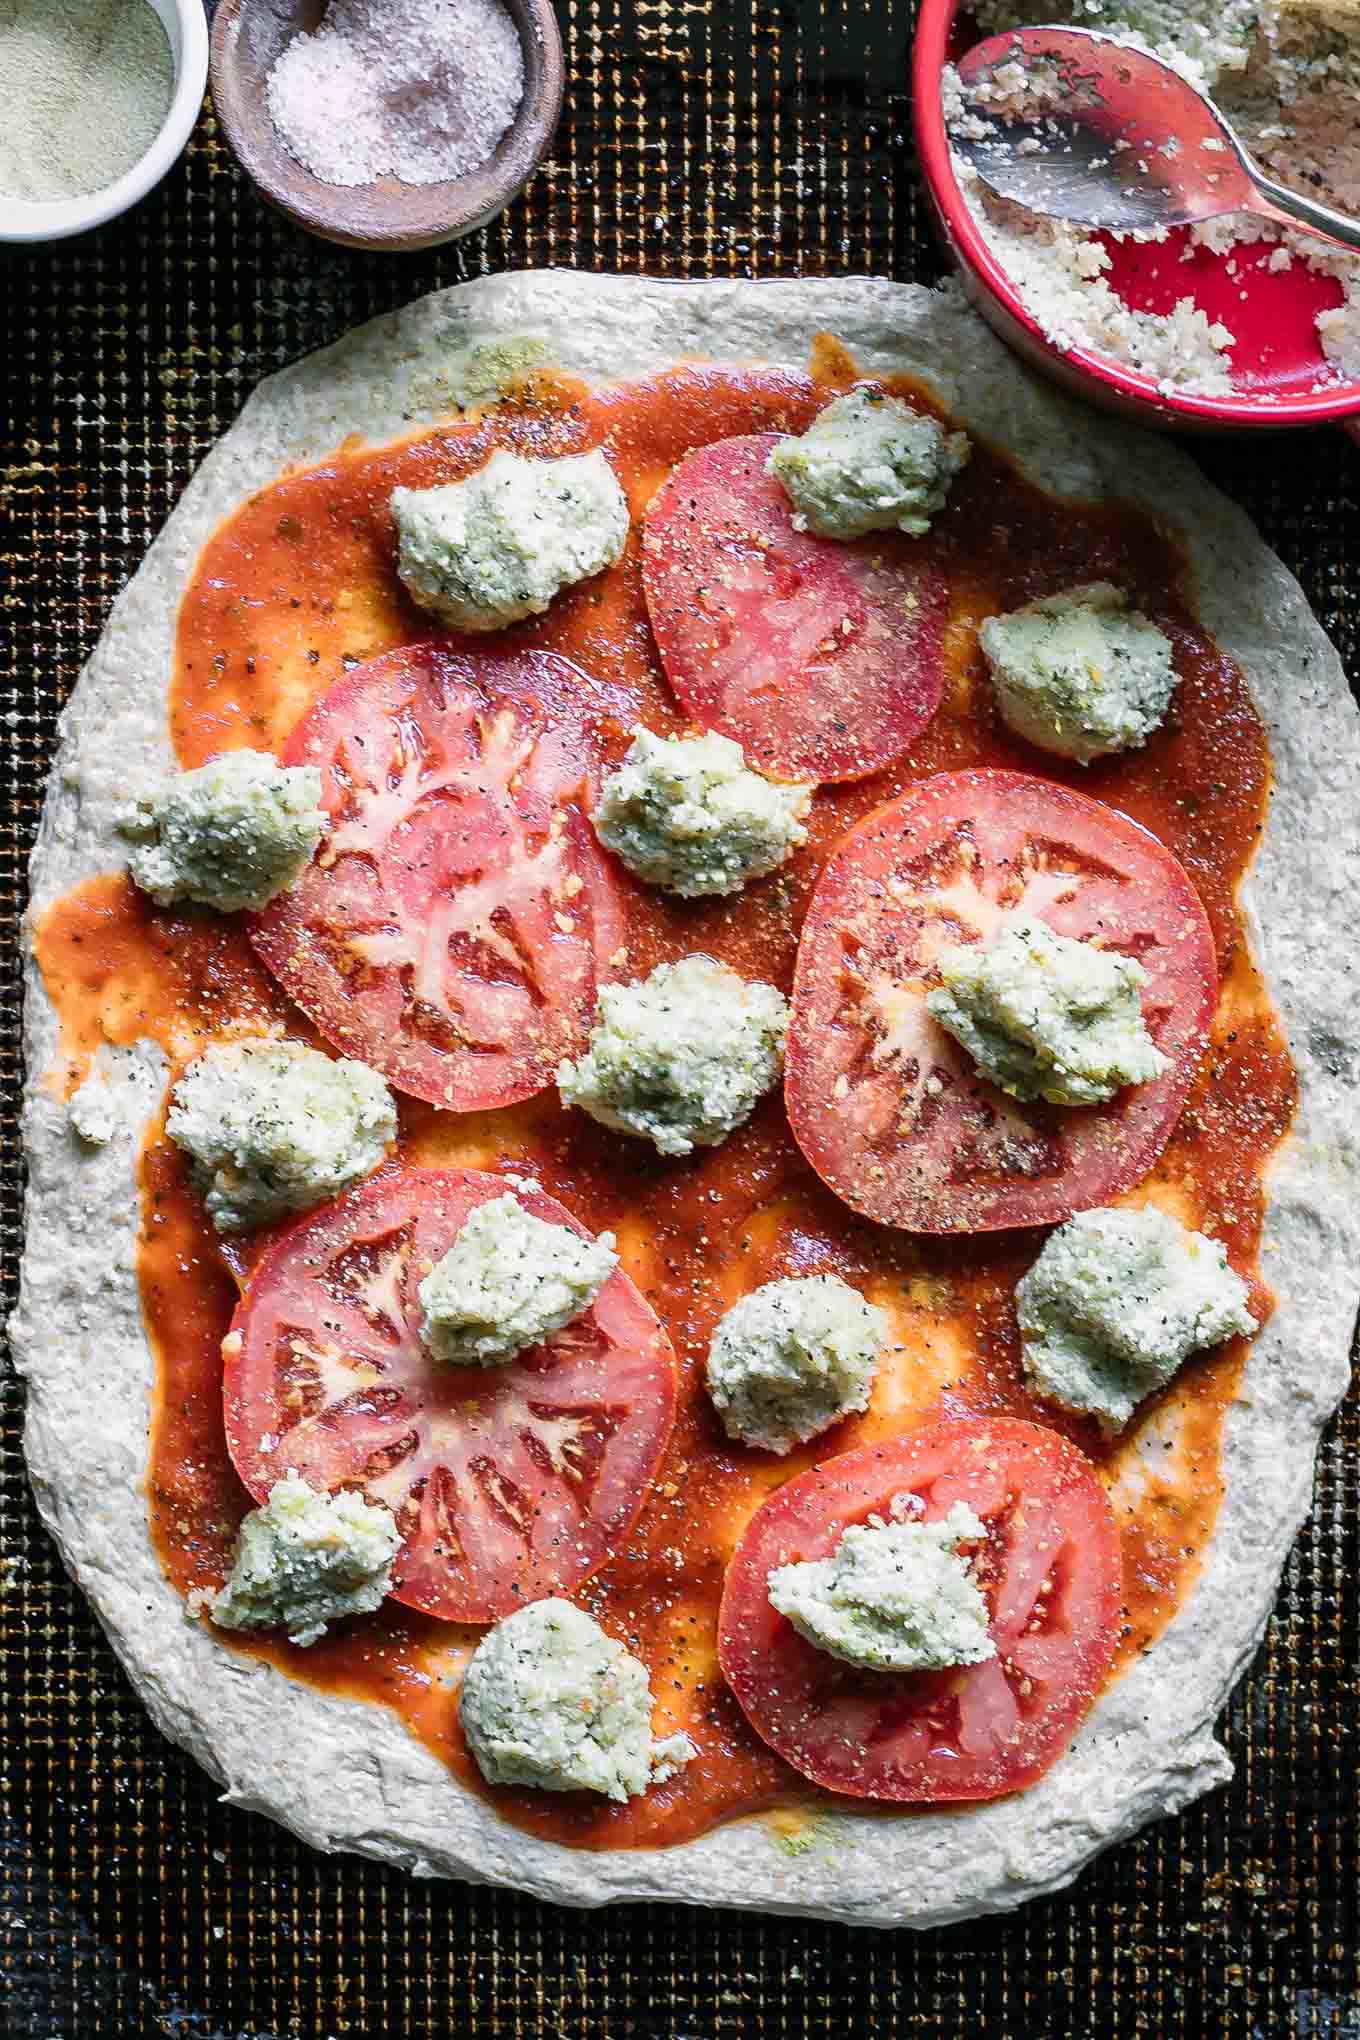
[14,273,1360,1928]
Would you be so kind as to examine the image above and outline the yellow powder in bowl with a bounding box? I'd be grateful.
[0,0,174,203]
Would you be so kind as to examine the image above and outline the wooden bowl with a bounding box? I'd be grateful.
[210,0,564,252]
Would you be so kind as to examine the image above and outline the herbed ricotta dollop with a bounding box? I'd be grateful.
[459,1598,696,1801]
[706,1273,886,1455]
[201,1473,400,1647]
[167,1038,397,1234]
[927,916,1168,1107]
[979,583,1178,765]
[121,750,326,913]
[1016,1204,1258,1431]
[391,448,629,632]
[766,388,970,541]
[767,1499,995,1671]
[418,1191,618,1366]
[557,954,789,1157]
[592,727,811,899]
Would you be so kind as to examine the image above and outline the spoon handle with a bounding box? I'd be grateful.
[1246,167,1360,257]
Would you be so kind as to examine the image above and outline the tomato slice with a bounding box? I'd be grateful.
[223,1167,677,1623]
[718,1416,1121,1804]
[250,642,628,1111]
[785,768,1217,1232]
[641,433,947,783]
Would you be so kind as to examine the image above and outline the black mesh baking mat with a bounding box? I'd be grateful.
[2,0,1359,2033]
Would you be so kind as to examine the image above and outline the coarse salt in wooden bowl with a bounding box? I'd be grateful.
[210,0,564,253]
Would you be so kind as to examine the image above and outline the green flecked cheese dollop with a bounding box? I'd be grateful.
[391,447,629,633]
[418,1191,617,1367]
[706,1273,886,1455]
[592,727,811,899]
[122,750,325,914]
[167,1037,396,1234]
[1016,1205,1258,1431]
[460,1598,695,1802]
[202,1473,400,1648]
[767,388,970,540]
[927,916,1168,1107]
[767,1500,995,1672]
[558,954,788,1157]
[980,583,1177,765]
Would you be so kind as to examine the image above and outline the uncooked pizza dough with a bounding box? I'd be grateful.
[14,273,1360,1926]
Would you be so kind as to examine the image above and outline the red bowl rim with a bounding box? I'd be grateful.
[912,0,1360,428]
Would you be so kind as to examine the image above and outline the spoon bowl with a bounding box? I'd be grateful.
[953,26,1360,255]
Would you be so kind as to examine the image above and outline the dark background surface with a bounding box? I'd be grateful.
[1,1,1357,2033]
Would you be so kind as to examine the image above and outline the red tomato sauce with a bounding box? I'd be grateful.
[32,351,1296,1852]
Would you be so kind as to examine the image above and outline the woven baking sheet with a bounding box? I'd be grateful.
[2,0,1357,2032]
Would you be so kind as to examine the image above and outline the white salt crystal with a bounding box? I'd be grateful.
[266,0,526,190]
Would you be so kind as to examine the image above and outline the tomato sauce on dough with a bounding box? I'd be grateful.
[33,352,1296,1851]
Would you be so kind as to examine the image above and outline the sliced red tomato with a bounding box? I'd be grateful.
[641,433,947,783]
[718,1416,1121,1804]
[223,1167,677,1623]
[250,642,628,1111]
[786,768,1217,1233]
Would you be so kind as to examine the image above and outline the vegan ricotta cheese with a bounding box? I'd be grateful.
[200,1473,400,1647]
[166,1038,397,1234]
[927,916,1168,1107]
[767,389,970,540]
[418,1192,618,1366]
[1016,1204,1258,1430]
[979,584,1178,764]
[121,750,326,913]
[592,727,812,898]
[459,1598,696,1801]
[557,955,789,1156]
[767,1499,995,1672]
[706,1273,886,1454]
[391,448,629,632]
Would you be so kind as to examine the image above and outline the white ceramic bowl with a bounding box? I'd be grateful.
[0,0,209,245]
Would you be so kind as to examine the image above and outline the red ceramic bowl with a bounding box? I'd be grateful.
[913,0,1360,431]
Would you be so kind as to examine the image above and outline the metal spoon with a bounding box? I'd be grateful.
[951,24,1360,255]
